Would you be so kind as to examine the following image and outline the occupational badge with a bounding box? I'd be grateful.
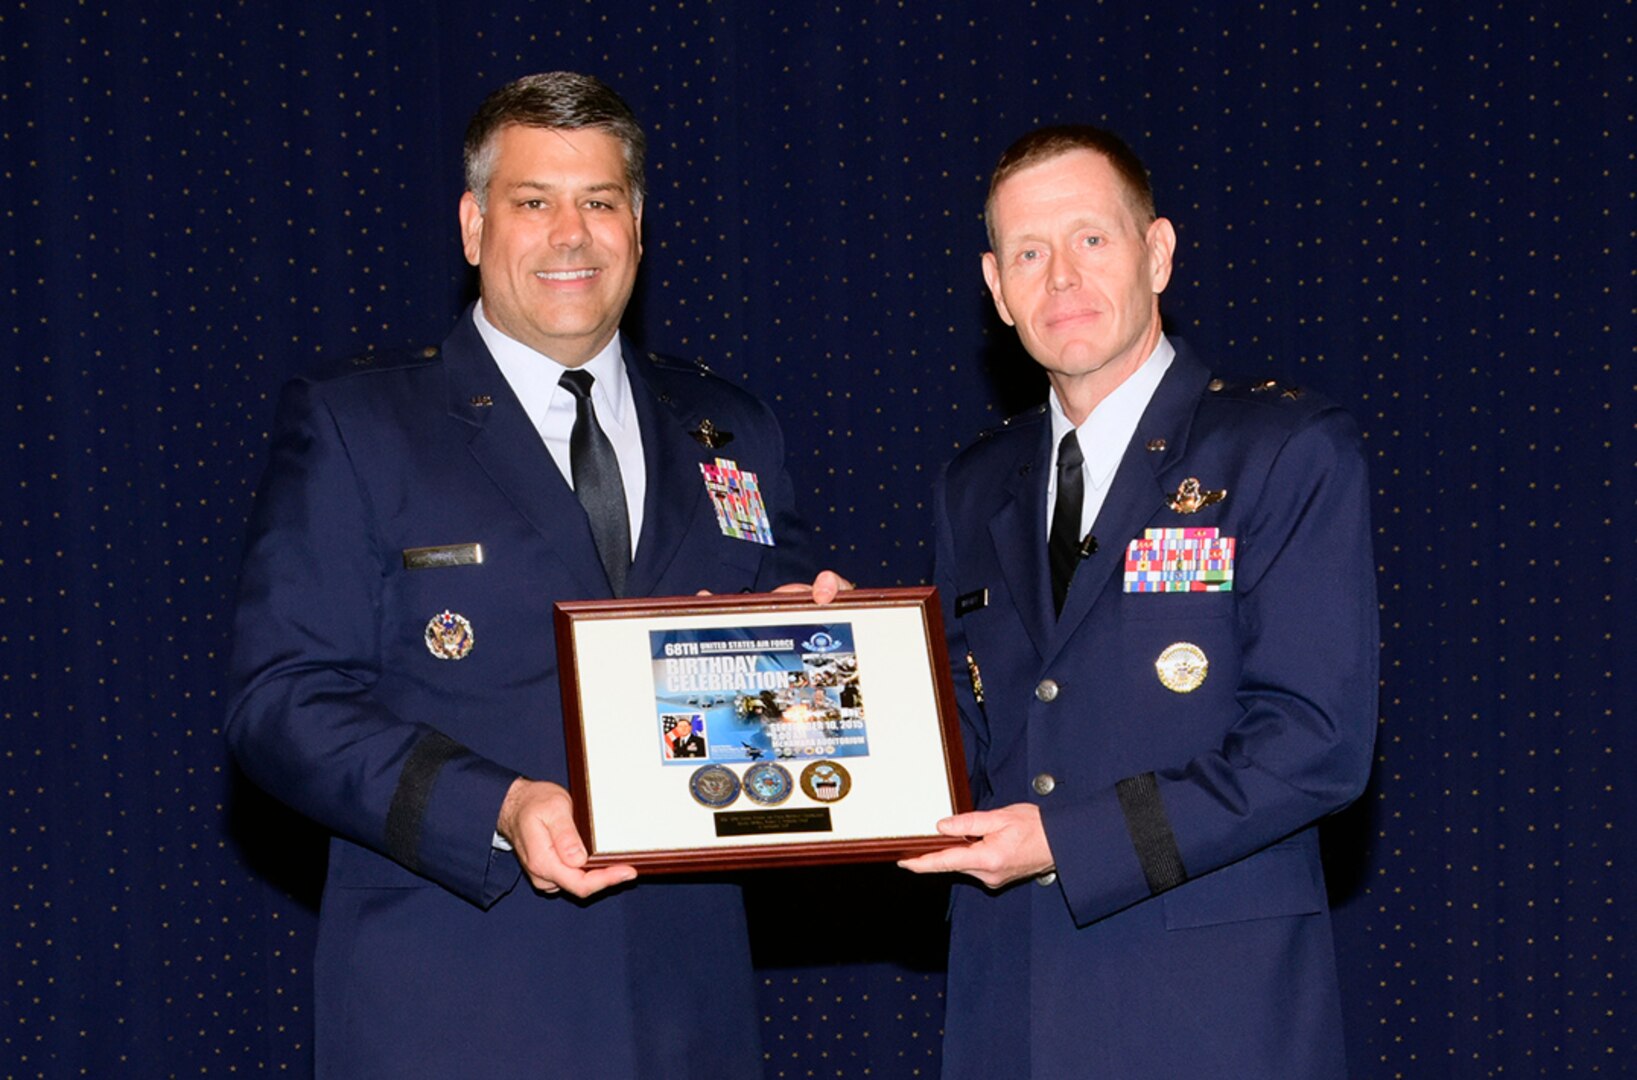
[700,457,775,545]
[689,418,734,449]
[1166,477,1227,514]
[742,762,795,806]
[689,764,742,808]
[423,610,474,660]
[799,760,852,803]
[1154,642,1209,693]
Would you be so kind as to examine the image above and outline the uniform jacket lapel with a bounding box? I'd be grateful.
[442,311,611,593]
[988,416,1056,662]
[623,345,711,597]
[1045,344,1213,662]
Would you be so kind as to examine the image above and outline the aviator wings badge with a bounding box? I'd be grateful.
[689,418,734,449]
[1166,477,1227,514]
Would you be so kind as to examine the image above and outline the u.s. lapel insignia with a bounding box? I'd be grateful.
[1166,477,1227,514]
[424,610,474,660]
[1155,642,1208,693]
[689,418,734,449]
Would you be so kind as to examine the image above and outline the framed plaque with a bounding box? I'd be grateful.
[554,587,970,872]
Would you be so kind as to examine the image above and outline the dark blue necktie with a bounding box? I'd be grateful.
[1048,429,1085,615]
[559,369,631,596]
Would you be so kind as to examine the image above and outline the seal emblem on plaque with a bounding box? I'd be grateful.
[688,764,741,808]
[799,761,852,803]
[742,762,794,806]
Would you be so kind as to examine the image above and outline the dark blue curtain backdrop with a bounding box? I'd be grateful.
[4,2,1631,1076]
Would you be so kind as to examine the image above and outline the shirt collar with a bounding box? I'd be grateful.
[473,300,631,425]
[1049,334,1175,490]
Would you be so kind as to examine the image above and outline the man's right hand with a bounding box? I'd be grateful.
[496,778,637,898]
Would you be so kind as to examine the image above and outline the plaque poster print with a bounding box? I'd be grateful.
[650,623,868,765]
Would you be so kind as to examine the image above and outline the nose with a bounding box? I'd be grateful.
[547,204,589,249]
[1047,251,1079,292]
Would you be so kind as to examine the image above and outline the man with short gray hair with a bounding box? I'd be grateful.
[903,124,1377,1077]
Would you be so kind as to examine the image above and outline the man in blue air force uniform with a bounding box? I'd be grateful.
[902,126,1378,1077]
[226,73,837,1077]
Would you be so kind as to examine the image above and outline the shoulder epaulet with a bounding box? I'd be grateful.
[317,343,441,378]
[976,402,1048,440]
[644,350,714,377]
[1205,375,1313,403]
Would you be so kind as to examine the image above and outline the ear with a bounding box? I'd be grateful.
[981,251,1016,327]
[1146,217,1177,296]
[633,201,644,262]
[458,192,484,268]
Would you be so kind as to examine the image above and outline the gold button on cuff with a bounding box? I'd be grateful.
[1035,679,1059,702]
[1032,773,1056,796]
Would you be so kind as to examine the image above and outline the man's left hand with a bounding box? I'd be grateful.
[772,569,852,604]
[897,803,1055,889]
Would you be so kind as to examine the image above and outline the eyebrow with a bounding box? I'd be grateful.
[506,179,629,197]
[1001,215,1125,249]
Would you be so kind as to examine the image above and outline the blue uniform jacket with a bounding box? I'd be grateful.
[934,340,1377,1078]
[225,309,817,1078]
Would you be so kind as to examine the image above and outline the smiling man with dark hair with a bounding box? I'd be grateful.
[228,71,839,1078]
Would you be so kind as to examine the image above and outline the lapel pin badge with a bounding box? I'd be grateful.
[690,418,734,449]
[1166,477,1227,514]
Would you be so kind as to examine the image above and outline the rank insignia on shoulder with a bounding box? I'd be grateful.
[424,610,474,660]
[690,418,733,449]
[1166,477,1227,514]
[700,457,774,546]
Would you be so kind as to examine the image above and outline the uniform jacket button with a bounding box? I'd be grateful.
[1032,772,1056,796]
[1036,870,1058,887]
[1035,679,1059,702]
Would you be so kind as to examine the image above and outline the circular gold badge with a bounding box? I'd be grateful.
[800,760,852,803]
[1154,642,1207,693]
[424,610,474,660]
